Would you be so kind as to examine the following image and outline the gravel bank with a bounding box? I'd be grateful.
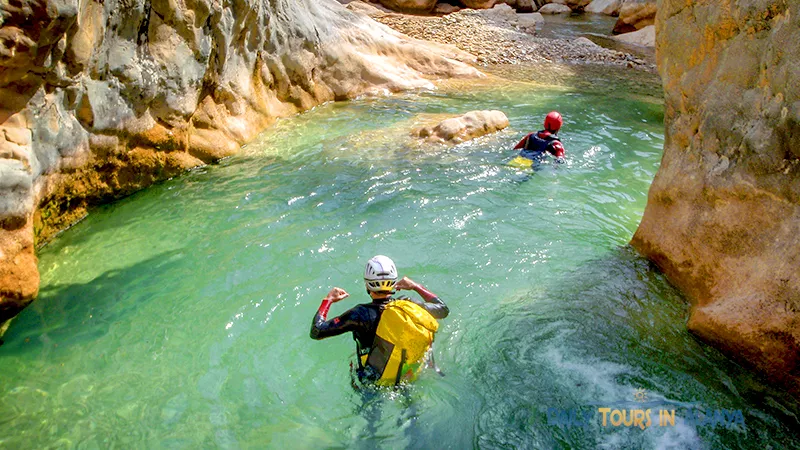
[372,8,655,71]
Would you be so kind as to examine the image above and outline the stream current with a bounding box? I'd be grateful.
[1,67,798,449]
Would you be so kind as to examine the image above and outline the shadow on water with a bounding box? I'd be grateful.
[0,250,188,356]
[467,246,800,449]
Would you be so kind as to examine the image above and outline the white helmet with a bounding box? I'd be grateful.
[364,255,398,292]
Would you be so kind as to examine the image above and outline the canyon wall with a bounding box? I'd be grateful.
[632,0,799,394]
[0,0,479,328]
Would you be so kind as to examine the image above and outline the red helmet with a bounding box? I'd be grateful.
[544,111,563,132]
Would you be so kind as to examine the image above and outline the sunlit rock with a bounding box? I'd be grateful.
[0,0,480,328]
[612,24,654,47]
[613,1,656,34]
[538,4,571,14]
[412,110,509,143]
[517,13,545,33]
[461,0,499,10]
[435,3,461,14]
[377,0,437,13]
[585,0,622,15]
[632,0,800,396]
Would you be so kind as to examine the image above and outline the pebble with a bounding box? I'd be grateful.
[376,11,656,71]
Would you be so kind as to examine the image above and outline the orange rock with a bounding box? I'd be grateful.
[632,0,800,397]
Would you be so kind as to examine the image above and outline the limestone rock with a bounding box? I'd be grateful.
[377,0,437,13]
[632,0,800,396]
[538,3,572,14]
[434,3,461,14]
[562,0,592,10]
[517,13,545,33]
[460,0,498,9]
[515,0,536,13]
[413,110,509,143]
[613,1,656,34]
[585,0,622,15]
[347,1,390,16]
[612,24,654,47]
[0,0,481,329]
[475,3,518,25]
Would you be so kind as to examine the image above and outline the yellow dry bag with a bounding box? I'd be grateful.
[359,299,439,386]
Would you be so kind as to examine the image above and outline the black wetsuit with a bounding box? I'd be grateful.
[310,293,449,382]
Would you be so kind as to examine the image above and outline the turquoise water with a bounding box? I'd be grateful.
[2,72,798,449]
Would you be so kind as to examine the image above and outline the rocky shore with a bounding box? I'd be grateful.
[361,4,654,70]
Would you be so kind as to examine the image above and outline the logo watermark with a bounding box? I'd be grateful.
[545,389,746,431]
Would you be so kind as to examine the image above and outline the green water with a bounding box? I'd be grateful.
[2,72,798,449]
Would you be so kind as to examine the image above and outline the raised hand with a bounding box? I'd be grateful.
[394,276,418,291]
[325,287,350,303]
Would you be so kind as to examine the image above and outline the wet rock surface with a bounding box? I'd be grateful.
[0,0,481,326]
[412,110,509,143]
[632,0,800,396]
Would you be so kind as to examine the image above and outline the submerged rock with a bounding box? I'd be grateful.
[412,110,509,143]
[0,0,481,328]
[632,0,800,396]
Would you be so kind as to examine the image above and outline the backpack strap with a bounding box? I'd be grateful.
[394,349,407,386]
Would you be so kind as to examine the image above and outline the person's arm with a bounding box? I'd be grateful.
[549,140,566,163]
[395,276,449,319]
[310,287,354,340]
[513,133,532,150]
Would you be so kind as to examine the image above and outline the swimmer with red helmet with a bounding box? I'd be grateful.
[513,111,566,165]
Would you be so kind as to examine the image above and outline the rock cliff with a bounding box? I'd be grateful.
[0,0,479,327]
[632,0,799,395]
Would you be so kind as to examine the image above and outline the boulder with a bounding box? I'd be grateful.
[585,0,622,15]
[460,0,498,9]
[613,1,656,34]
[515,0,536,13]
[377,0,437,13]
[475,3,518,25]
[611,24,654,47]
[517,13,544,32]
[413,110,509,143]
[434,3,461,14]
[632,0,800,396]
[562,0,592,10]
[347,1,390,16]
[538,3,572,14]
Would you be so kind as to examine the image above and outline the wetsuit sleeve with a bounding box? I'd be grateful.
[549,140,565,158]
[410,284,449,319]
[514,133,532,150]
[310,302,361,340]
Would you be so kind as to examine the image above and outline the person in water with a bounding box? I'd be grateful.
[310,255,448,386]
[514,111,566,164]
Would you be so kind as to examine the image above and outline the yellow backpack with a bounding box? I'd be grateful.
[359,299,439,386]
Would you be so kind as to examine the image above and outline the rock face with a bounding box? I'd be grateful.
[632,0,800,395]
[613,0,656,34]
[413,110,509,143]
[0,0,480,328]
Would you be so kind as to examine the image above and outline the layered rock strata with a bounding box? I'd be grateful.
[632,0,800,395]
[0,0,480,327]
